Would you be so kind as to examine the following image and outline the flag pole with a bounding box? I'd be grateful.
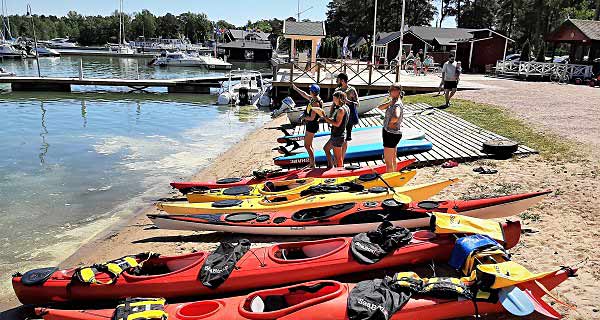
[370,0,378,64]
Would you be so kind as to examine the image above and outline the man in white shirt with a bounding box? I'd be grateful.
[441,54,461,107]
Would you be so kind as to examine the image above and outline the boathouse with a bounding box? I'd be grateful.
[220,29,273,61]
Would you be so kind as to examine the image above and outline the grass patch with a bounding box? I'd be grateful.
[402,94,578,161]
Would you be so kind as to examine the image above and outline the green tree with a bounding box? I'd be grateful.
[130,10,157,39]
[216,19,236,30]
[179,12,212,43]
[157,13,179,38]
[521,38,531,61]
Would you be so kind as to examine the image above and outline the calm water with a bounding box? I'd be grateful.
[0,56,271,297]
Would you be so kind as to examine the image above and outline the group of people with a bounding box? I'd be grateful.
[405,49,435,75]
[292,73,405,173]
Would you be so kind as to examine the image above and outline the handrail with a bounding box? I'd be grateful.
[282,58,400,86]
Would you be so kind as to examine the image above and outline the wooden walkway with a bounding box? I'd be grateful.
[285,103,537,168]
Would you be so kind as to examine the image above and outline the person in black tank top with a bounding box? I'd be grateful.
[292,83,323,167]
[315,91,348,168]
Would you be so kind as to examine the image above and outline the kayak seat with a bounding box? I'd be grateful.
[273,239,346,261]
[222,186,252,196]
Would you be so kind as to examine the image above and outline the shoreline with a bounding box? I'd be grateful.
[0,115,287,310]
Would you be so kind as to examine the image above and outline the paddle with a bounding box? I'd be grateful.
[366,165,411,204]
[498,286,535,316]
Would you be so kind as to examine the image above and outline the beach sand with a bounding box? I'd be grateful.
[2,114,598,319]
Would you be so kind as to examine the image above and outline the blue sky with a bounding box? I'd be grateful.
[3,0,455,28]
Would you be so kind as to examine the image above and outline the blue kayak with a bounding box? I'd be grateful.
[274,138,433,166]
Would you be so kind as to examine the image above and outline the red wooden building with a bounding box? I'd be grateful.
[455,29,514,73]
[545,19,600,65]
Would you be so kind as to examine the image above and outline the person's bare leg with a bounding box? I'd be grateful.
[333,147,344,167]
[449,87,457,99]
[444,89,450,106]
[342,141,348,162]
[324,141,333,168]
[304,132,316,168]
[383,147,396,173]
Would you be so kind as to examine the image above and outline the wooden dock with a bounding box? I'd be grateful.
[284,102,537,168]
[0,74,272,93]
[271,58,489,100]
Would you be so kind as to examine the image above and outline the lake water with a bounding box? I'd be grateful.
[0,56,271,298]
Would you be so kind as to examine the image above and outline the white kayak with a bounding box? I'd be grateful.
[279,94,388,124]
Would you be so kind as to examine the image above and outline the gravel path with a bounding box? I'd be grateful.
[456,77,600,149]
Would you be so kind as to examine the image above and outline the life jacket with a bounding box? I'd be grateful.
[473,261,557,290]
[113,298,167,320]
[431,212,506,243]
[75,252,156,285]
[448,234,508,275]
[390,272,474,300]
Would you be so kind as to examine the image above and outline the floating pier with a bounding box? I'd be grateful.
[0,74,272,93]
[284,102,537,168]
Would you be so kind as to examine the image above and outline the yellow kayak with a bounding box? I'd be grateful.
[185,171,416,203]
[156,178,459,215]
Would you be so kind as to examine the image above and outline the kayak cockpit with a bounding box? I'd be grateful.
[123,252,207,279]
[260,178,315,193]
[269,238,348,263]
[240,281,344,318]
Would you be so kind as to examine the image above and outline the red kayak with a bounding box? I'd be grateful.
[170,160,415,193]
[148,191,550,236]
[12,221,520,305]
[36,267,575,320]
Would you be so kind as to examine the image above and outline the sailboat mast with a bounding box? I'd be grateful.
[118,0,122,46]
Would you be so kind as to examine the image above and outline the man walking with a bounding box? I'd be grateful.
[441,54,461,107]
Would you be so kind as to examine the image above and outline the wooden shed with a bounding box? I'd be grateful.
[546,19,600,65]
[455,29,514,73]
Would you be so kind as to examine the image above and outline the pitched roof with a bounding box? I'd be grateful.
[218,40,272,50]
[569,19,600,40]
[283,21,326,37]
[228,29,271,41]
[375,31,402,45]
[408,26,477,42]
[433,37,458,46]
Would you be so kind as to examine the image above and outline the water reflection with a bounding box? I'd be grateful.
[39,101,49,165]
[81,100,87,128]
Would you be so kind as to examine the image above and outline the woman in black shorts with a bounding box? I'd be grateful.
[316,91,348,168]
[377,82,404,173]
[292,83,323,167]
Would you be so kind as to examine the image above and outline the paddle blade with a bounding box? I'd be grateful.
[499,286,535,316]
[392,194,412,204]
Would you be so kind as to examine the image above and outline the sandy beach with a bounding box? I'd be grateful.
[2,96,599,320]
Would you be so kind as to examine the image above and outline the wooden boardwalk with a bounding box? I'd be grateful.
[285,103,537,168]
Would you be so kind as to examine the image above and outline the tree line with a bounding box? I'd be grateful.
[2,10,284,46]
[326,0,600,55]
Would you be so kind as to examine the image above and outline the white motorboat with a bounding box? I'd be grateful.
[150,51,232,70]
[47,38,79,49]
[217,70,271,107]
[107,43,135,55]
[271,93,387,124]
[35,46,61,57]
[0,43,25,58]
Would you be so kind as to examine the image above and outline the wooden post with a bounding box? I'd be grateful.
[316,62,321,84]
[395,63,400,82]
[79,59,84,80]
[368,64,373,86]
[290,62,294,84]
